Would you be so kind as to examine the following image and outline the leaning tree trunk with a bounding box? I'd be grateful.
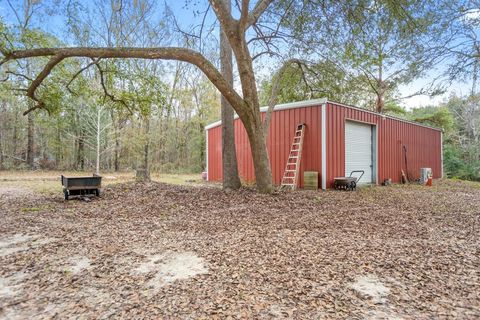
[220,0,241,191]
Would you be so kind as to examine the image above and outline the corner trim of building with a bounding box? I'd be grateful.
[321,102,327,190]
[440,131,444,179]
[205,129,209,181]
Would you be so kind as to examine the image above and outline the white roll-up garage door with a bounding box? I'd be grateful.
[345,121,373,184]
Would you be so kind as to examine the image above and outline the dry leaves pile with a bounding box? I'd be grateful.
[0,180,479,319]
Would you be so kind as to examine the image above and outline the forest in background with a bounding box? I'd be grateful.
[0,0,479,181]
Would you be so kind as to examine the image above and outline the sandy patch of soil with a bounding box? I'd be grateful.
[134,251,208,291]
[64,256,92,274]
[0,233,56,258]
[351,274,390,304]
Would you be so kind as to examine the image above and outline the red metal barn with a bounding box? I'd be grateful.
[205,98,443,189]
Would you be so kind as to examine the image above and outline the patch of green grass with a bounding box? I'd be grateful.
[450,178,480,188]
[0,171,207,193]
[313,196,329,204]
[21,204,52,213]
[152,173,204,186]
[21,207,42,213]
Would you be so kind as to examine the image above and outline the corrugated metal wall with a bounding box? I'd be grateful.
[207,104,323,187]
[326,102,442,188]
[207,125,222,181]
[207,101,442,188]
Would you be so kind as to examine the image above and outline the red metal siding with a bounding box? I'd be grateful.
[207,125,223,181]
[207,105,323,187]
[207,101,442,189]
[326,102,442,188]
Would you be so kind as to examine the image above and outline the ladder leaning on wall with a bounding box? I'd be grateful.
[280,123,306,190]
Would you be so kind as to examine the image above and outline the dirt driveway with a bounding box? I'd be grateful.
[0,180,479,318]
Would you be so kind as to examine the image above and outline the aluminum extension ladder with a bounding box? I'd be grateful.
[280,123,306,190]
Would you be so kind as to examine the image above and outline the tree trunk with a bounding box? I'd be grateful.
[12,111,18,166]
[114,135,120,171]
[472,57,478,96]
[244,117,273,194]
[376,92,385,113]
[376,58,385,113]
[227,28,273,193]
[110,110,121,172]
[77,129,85,171]
[96,108,101,175]
[0,113,3,171]
[0,101,5,170]
[26,111,35,169]
[136,116,151,182]
[143,117,150,176]
[55,119,62,167]
[220,0,241,191]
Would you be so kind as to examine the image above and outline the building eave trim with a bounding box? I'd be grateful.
[205,97,442,132]
[328,101,443,132]
[204,98,327,130]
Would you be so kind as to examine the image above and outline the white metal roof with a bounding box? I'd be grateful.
[204,98,442,132]
[204,98,326,130]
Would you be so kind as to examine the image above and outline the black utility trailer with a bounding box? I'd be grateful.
[61,174,102,200]
[333,170,364,191]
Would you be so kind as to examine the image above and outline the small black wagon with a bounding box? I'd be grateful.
[333,170,364,191]
[61,174,102,200]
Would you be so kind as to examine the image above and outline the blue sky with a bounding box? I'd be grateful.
[0,0,471,109]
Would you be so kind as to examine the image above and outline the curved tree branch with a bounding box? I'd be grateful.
[2,46,247,116]
[23,54,64,114]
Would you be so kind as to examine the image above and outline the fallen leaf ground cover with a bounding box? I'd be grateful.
[0,179,479,319]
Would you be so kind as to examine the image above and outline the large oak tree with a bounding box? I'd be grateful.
[1,0,282,193]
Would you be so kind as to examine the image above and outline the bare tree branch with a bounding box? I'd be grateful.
[93,61,134,114]
[247,0,273,28]
[66,58,102,94]
[5,71,33,81]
